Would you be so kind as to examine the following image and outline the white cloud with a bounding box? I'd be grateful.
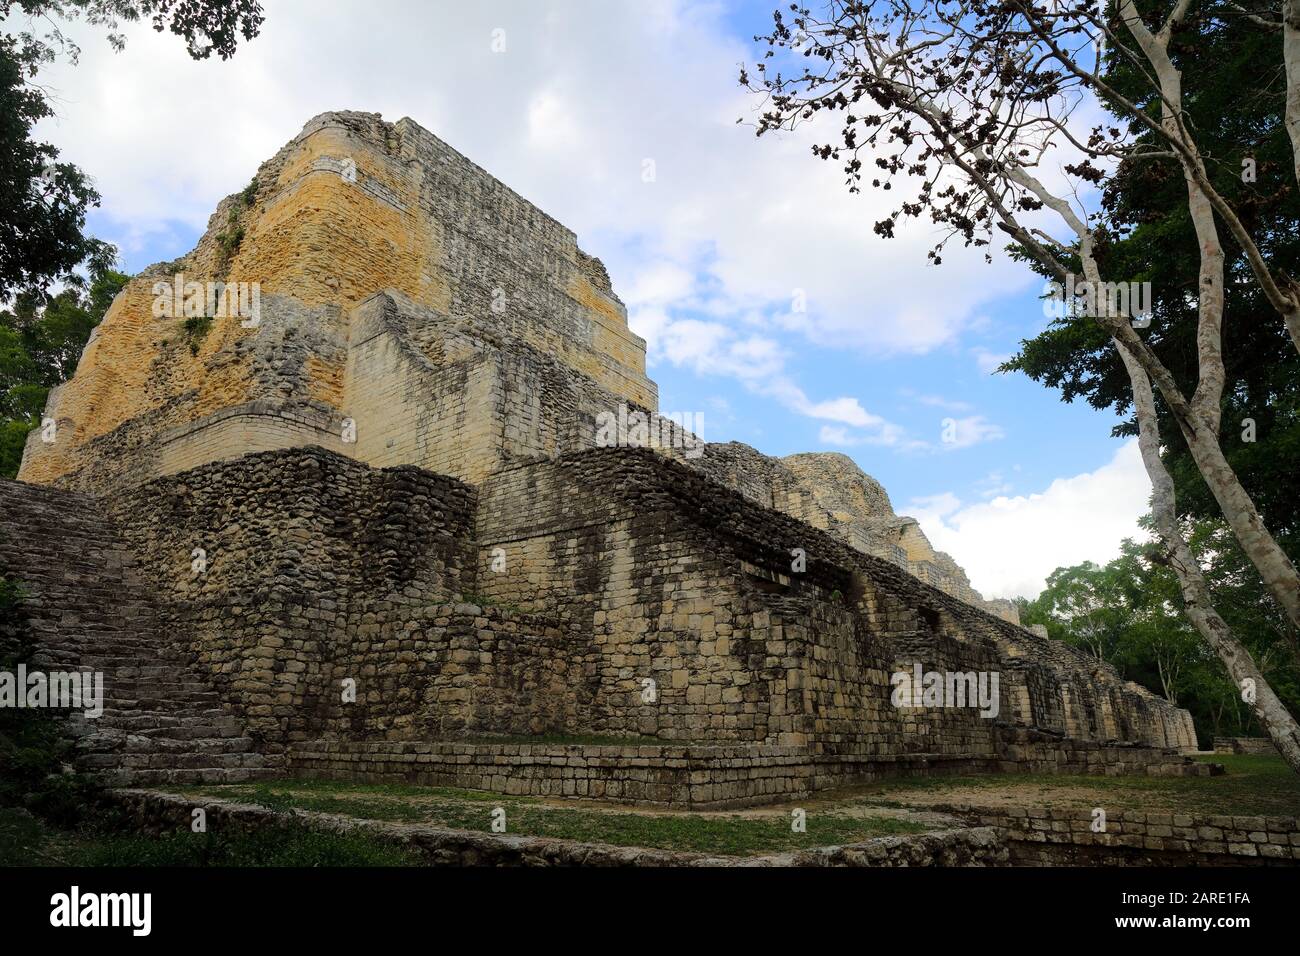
[905,440,1153,600]
[625,262,696,307]
[802,396,883,428]
[32,0,1037,358]
[633,300,909,445]
[819,425,854,446]
[974,470,1014,498]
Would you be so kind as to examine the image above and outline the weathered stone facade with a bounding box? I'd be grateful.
[0,110,1200,803]
[18,110,1010,620]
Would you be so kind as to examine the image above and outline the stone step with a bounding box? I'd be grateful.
[78,751,270,771]
[3,478,272,785]
[102,689,223,705]
[101,713,245,734]
[87,766,284,787]
[97,665,204,680]
[78,734,257,755]
[76,655,196,669]
[125,723,248,741]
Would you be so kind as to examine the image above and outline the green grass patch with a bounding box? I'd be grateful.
[0,807,74,865]
[173,778,933,856]
[848,754,1300,817]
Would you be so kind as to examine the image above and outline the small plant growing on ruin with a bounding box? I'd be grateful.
[215,225,245,263]
[0,575,26,614]
[183,315,213,356]
[215,179,259,270]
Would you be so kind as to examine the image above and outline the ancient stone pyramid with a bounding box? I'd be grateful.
[0,111,1198,804]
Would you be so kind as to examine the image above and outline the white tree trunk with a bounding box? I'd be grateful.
[1285,0,1300,192]
[1116,341,1300,773]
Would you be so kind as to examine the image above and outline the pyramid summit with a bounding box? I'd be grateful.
[21,110,1011,622]
[1,111,1198,803]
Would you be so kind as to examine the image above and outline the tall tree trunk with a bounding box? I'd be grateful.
[1116,341,1300,773]
[1114,0,1300,636]
[1170,405,1300,634]
[1285,0,1300,193]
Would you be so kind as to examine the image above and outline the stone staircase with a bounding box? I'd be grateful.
[0,477,279,785]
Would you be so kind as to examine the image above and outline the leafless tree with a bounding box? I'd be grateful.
[742,0,1300,769]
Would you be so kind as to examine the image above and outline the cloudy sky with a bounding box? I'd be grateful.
[31,0,1152,599]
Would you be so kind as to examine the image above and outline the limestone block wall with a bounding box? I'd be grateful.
[474,451,998,751]
[1214,737,1279,755]
[107,447,479,745]
[691,443,1020,624]
[20,110,652,490]
[475,455,782,742]
[343,293,503,482]
[337,290,688,485]
[950,804,1300,865]
[475,446,1196,754]
[9,439,1191,774]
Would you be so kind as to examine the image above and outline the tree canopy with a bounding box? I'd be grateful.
[1004,0,1300,541]
[1020,516,1300,741]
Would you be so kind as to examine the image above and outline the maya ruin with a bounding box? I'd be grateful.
[3,111,1212,817]
[7,0,1300,939]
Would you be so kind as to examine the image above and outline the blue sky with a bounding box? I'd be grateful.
[41,0,1151,599]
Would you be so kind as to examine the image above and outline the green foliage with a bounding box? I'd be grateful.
[215,179,259,268]
[0,574,24,612]
[0,1,265,302]
[182,313,212,355]
[0,28,114,300]
[0,269,128,477]
[1004,0,1300,542]
[0,574,100,827]
[214,225,244,265]
[1021,516,1300,742]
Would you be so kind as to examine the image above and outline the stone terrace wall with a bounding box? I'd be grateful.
[96,443,1194,762]
[474,445,1196,755]
[942,804,1300,865]
[1214,737,1279,755]
[106,447,477,746]
[287,733,1206,810]
[6,442,1202,800]
[342,290,692,485]
[476,452,801,743]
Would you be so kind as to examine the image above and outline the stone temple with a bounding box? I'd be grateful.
[0,111,1198,808]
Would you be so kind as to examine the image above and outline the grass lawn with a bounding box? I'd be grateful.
[838,754,1300,817]
[8,755,1294,865]
[171,777,936,857]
